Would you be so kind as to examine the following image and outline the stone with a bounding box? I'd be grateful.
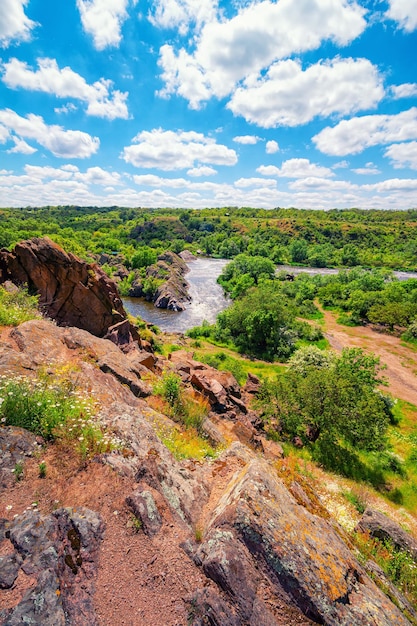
[200,458,411,626]
[0,553,22,589]
[355,508,417,561]
[126,487,162,536]
[0,237,139,345]
[244,372,262,394]
[0,426,41,491]
[4,507,104,626]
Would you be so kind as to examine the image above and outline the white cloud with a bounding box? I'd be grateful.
[234,177,277,188]
[158,0,367,107]
[75,166,122,185]
[289,177,356,191]
[0,0,36,47]
[257,158,334,179]
[149,0,218,34]
[313,108,417,156]
[391,83,417,98]
[228,57,383,127]
[386,0,417,32]
[384,141,417,169]
[187,166,217,176]
[0,109,100,158]
[351,163,381,175]
[0,125,10,143]
[7,136,37,154]
[24,165,76,180]
[76,0,131,50]
[122,128,237,170]
[233,135,260,144]
[363,178,417,192]
[54,103,78,115]
[2,58,129,120]
[133,174,189,187]
[266,140,279,154]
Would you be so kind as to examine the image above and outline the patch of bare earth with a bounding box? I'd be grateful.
[322,308,417,406]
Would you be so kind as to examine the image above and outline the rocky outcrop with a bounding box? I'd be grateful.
[0,427,42,490]
[356,508,417,561]
[192,458,411,626]
[129,251,191,311]
[0,317,415,625]
[0,507,103,625]
[0,237,139,346]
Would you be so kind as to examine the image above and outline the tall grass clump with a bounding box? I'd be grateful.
[0,285,41,326]
[0,371,118,460]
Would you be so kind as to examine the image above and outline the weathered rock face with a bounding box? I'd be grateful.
[0,427,42,490]
[130,250,191,311]
[0,237,139,344]
[0,507,104,625]
[194,458,411,626]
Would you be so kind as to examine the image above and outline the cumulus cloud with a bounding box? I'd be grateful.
[266,140,279,154]
[384,141,417,169]
[0,109,99,158]
[234,177,277,188]
[289,177,356,191]
[76,0,131,50]
[7,136,37,154]
[313,107,417,156]
[228,58,383,127]
[233,135,260,144]
[149,0,217,34]
[122,128,237,170]
[54,103,78,115]
[2,58,129,120]
[257,158,334,179]
[351,162,380,175]
[362,178,417,192]
[0,0,36,47]
[391,83,417,98]
[187,165,217,176]
[386,0,417,32]
[158,0,367,107]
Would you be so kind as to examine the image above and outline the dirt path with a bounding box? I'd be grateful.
[322,309,417,405]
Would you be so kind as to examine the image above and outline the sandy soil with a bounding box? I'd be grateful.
[322,309,417,406]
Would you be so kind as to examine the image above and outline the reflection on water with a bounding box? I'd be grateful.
[123,258,230,333]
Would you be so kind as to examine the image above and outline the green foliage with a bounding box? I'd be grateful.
[354,532,417,609]
[218,253,275,296]
[257,347,392,476]
[38,461,47,478]
[197,351,247,385]
[13,461,24,482]
[130,246,157,269]
[0,286,41,326]
[154,372,182,407]
[0,371,116,459]
[216,282,307,361]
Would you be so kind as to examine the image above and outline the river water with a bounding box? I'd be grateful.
[123,258,230,333]
[123,258,417,333]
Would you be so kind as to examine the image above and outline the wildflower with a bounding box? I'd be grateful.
[5,505,12,511]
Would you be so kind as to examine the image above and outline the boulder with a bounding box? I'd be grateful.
[2,507,104,626]
[0,426,42,491]
[126,486,162,536]
[197,458,411,626]
[355,508,417,560]
[0,237,139,345]
[146,251,191,311]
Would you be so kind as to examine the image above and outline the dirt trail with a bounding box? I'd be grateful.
[323,309,417,405]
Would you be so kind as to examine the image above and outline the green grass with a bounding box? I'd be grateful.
[0,370,117,460]
[192,341,286,382]
[0,286,41,326]
[159,427,217,461]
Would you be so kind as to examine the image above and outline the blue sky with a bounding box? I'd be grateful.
[0,0,416,210]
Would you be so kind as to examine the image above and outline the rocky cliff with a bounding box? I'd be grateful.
[0,316,415,625]
[0,238,139,348]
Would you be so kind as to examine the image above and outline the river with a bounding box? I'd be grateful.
[123,258,417,333]
[123,258,230,333]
